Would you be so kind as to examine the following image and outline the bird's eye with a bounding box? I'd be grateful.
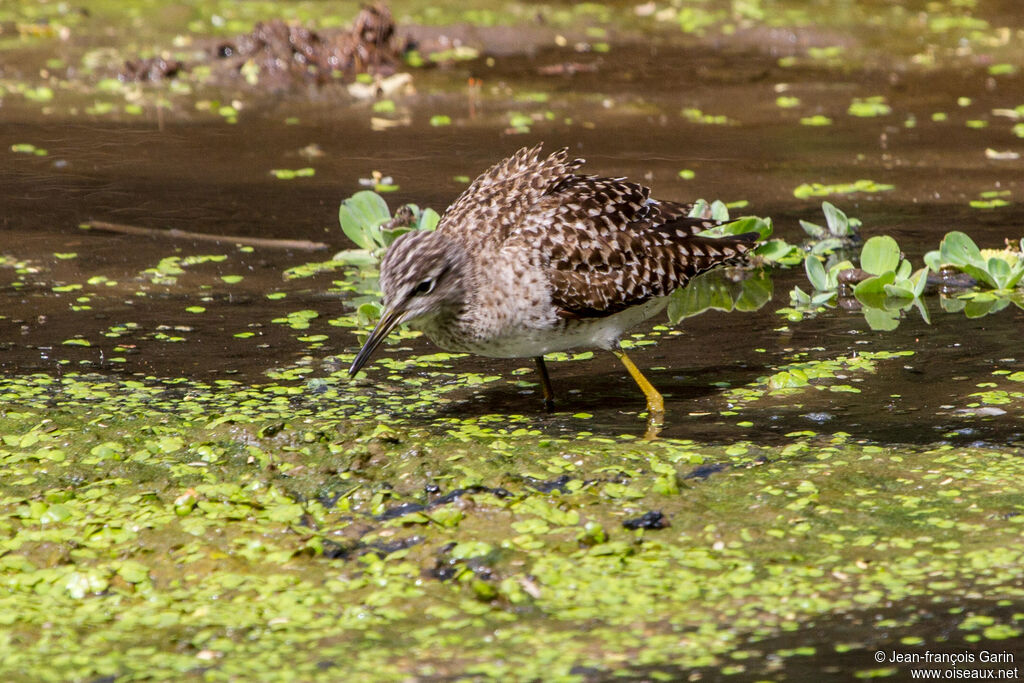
[412,279,435,296]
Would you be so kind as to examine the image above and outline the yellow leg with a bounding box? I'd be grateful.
[613,349,665,438]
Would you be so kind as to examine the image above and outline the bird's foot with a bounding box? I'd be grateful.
[643,405,665,440]
[534,356,556,414]
[613,349,665,439]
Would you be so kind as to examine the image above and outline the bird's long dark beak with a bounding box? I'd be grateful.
[348,307,404,377]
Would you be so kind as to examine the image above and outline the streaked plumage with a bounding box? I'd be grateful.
[350,145,759,434]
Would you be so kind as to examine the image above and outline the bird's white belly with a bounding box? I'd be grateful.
[419,297,669,358]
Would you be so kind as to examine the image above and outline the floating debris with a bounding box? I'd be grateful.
[120,3,407,88]
[622,510,669,530]
[120,56,184,82]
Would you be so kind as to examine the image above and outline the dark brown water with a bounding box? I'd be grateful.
[6,2,1024,428]
[3,27,1022,446]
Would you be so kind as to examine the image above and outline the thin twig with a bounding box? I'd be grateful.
[85,220,330,251]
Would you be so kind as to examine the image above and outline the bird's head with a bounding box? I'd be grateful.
[348,230,468,376]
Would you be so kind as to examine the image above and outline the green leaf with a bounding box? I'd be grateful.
[790,285,810,305]
[266,503,304,524]
[768,369,809,389]
[356,302,382,325]
[41,503,73,524]
[883,282,915,299]
[912,296,931,324]
[450,541,493,560]
[910,267,928,297]
[810,291,836,306]
[734,270,773,311]
[753,239,801,264]
[987,257,1011,289]
[860,235,901,275]
[1004,265,1024,290]
[117,561,150,584]
[939,231,985,269]
[964,296,1007,318]
[941,297,967,313]
[862,305,900,331]
[848,96,891,117]
[418,207,441,232]
[710,200,730,221]
[699,215,771,239]
[668,269,771,322]
[853,271,896,308]
[821,201,849,235]
[895,259,912,280]
[799,219,826,239]
[330,248,377,265]
[960,263,999,289]
[668,272,736,318]
[338,191,392,250]
[805,255,828,291]
[379,226,414,248]
[726,216,772,239]
[428,506,463,528]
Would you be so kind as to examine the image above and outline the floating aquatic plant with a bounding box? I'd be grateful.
[793,179,894,199]
[787,218,1024,328]
[847,95,891,117]
[692,200,800,265]
[968,189,1011,209]
[849,235,930,330]
[924,232,1024,291]
[798,201,861,255]
[789,255,854,310]
[784,205,927,330]
[10,143,48,156]
[923,231,1023,323]
[851,235,928,304]
[334,190,440,265]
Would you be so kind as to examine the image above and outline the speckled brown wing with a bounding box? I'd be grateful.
[437,145,709,247]
[498,169,751,318]
[648,199,699,226]
[437,145,754,317]
[436,145,585,251]
[436,145,707,248]
[545,220,758,319]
